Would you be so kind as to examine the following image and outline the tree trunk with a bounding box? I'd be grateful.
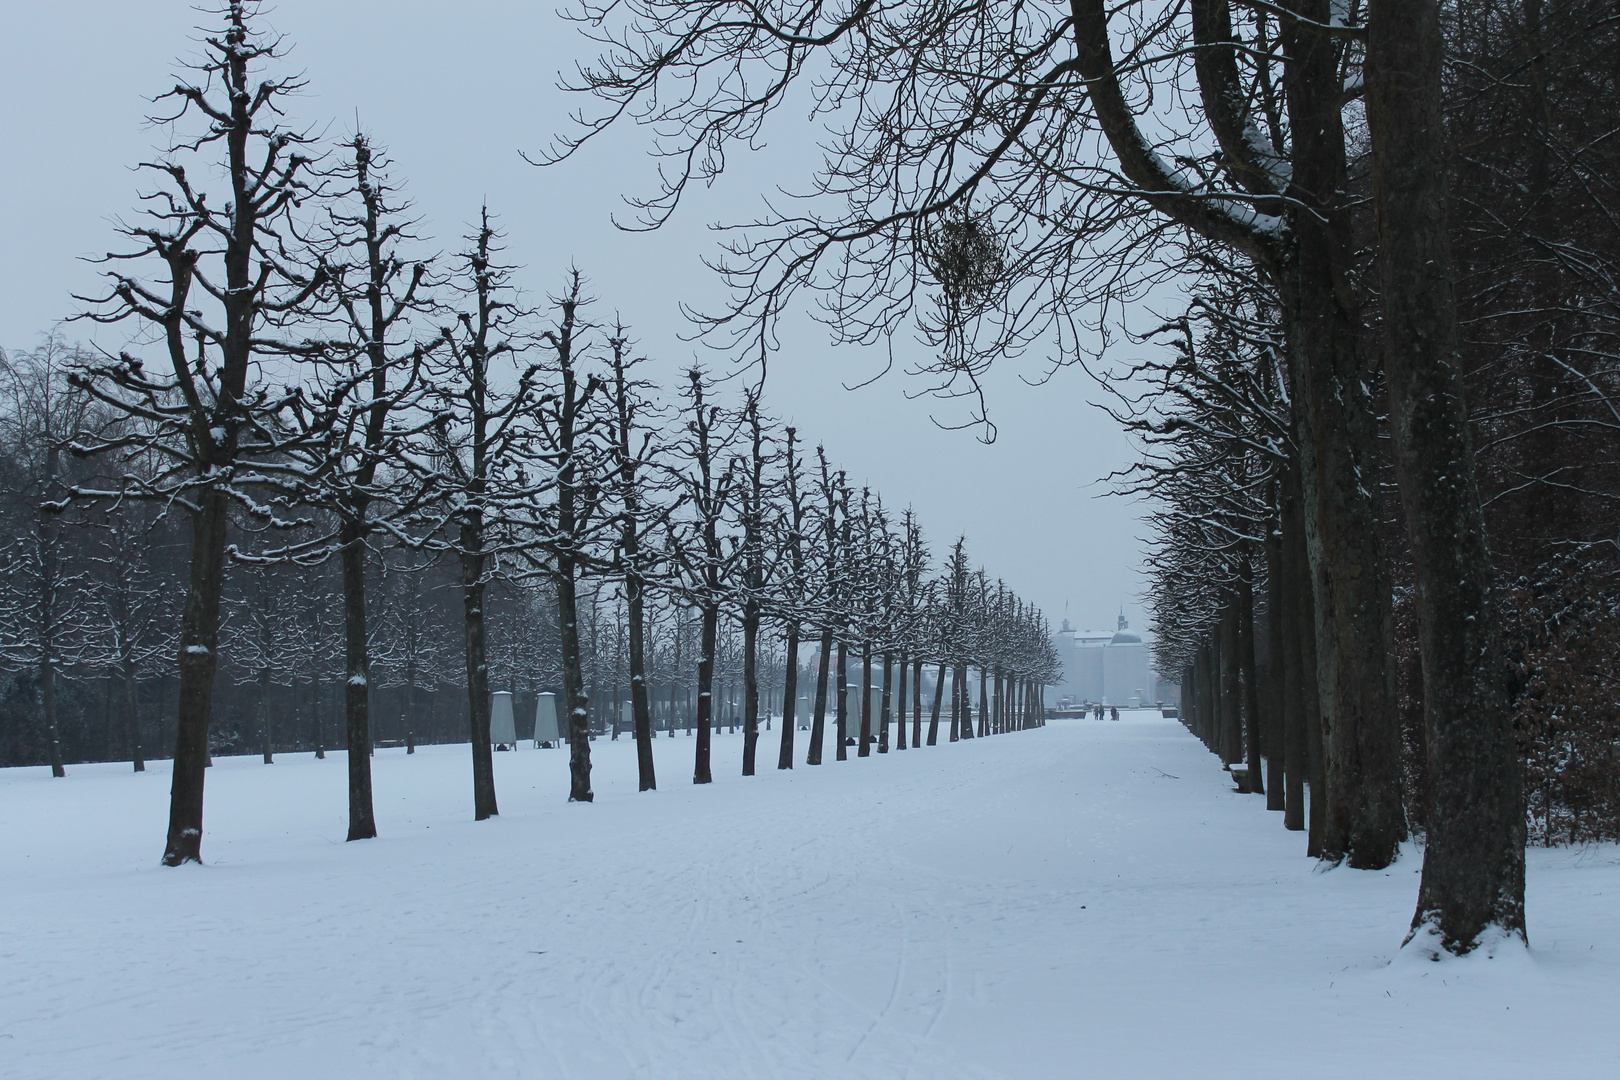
[928,661,945,745]
[342,525,378,838]
[460,524,498,820]
[808,628,832,764]
[1262,504,1287,811]
[895,652,908,750]
[40,653,63,779]
[1218,603,1242,768]
[162,490,230,865]
[694,601,718,783]
[858,641,874,757]
[1238,562,1264,796]
[312,665,326,760]
[628,569,656,790]
[259,666,273,765]
[1297,518,1327,856]
[558,555,594,801]
[1281,458,1308,831]
[778,623,799,769]
[1282,1,1404,869]
[878,651,892,752]
[1366,0,1525,950]
[742,599,761,775]
[835,640,850,761]
[122,655,144,772]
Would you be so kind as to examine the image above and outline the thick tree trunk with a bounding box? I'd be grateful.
[122,656,144,772]
[808,628,832,765]
[742,600,761,775]
[777,624,799,769]
[895,653,908,750]
[163,491,230,866]
[627,570,655,790]
[259,666,273,765]
[984,670,997,738]
[835,640,850,761]
[1262,507,1287,811]
[927,661,945,745]
[858,642,874,757]
[342,525,378,839]
[1238,563,1264,796]
[693,601,718,783]
[1297,520,1327,856]
[1281,460,1308,831]
[41,654,63,779]
[1282,1,1404,869]
[312,667,326,759]
[1366,0,1525,950]
[949,664,962,742]
[557,557,594,801]
[460,529,498,820]
[972,663,984,738]
[1218,604,1242,768]
[877,651,892,753]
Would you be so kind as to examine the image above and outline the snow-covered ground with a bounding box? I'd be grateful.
[3,713,1617,1079]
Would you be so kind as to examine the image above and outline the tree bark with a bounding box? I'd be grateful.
[461,523,498,820]
[627,566,655,790]
[927,661,945,745]
[259,666,273,765]
[777,623,799,768]
[1366,0,1525,950]
[878,651,892,752]
[972,663,984,738]
[858,642,874,757]
[1218,601,1243,774]
[894,652,908,750]
[1238,561,1264,796]
[1281,453,1309,831]
[693,601,718,783]
[122,657,144,772]
[835,639,850,760]
[1297,517,1326,856]
[742,599,761,775]
[1262,505,1287,811]
[40,653,63,779]
[162,491,230,865]
[1281,0,1404,869]
[558,556,594,801]
[340,525,377,837]
[808,628,832,764]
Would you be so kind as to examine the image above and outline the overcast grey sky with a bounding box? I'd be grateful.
[0,1,1157,635]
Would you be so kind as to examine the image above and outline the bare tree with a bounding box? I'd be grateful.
[1365,0,1523,952]
[0,339,98,777]
[604,327,670,789]
[668,369,738,784]
[427,209,544,820]
[69,3,326,863]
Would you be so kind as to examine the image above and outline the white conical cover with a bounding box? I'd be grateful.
[490,691,516,745]
[534,692,561,744]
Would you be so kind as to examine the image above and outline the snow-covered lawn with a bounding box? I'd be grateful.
[3,714,1616,1079]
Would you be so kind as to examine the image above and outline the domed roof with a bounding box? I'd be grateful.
[1110,630,1143,645]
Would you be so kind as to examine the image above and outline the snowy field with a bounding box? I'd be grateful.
[3,714,1618,1079]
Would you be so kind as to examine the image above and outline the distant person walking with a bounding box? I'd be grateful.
[1110,706,1119,722]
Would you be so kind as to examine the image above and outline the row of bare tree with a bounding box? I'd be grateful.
[2,4,1060,871]
[533,0,1620,955]
[1104,0,1620,952]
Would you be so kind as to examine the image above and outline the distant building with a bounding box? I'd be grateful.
[1051,612,1159,707]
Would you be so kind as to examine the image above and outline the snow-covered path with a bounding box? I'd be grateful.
[3,714,1617,1078]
